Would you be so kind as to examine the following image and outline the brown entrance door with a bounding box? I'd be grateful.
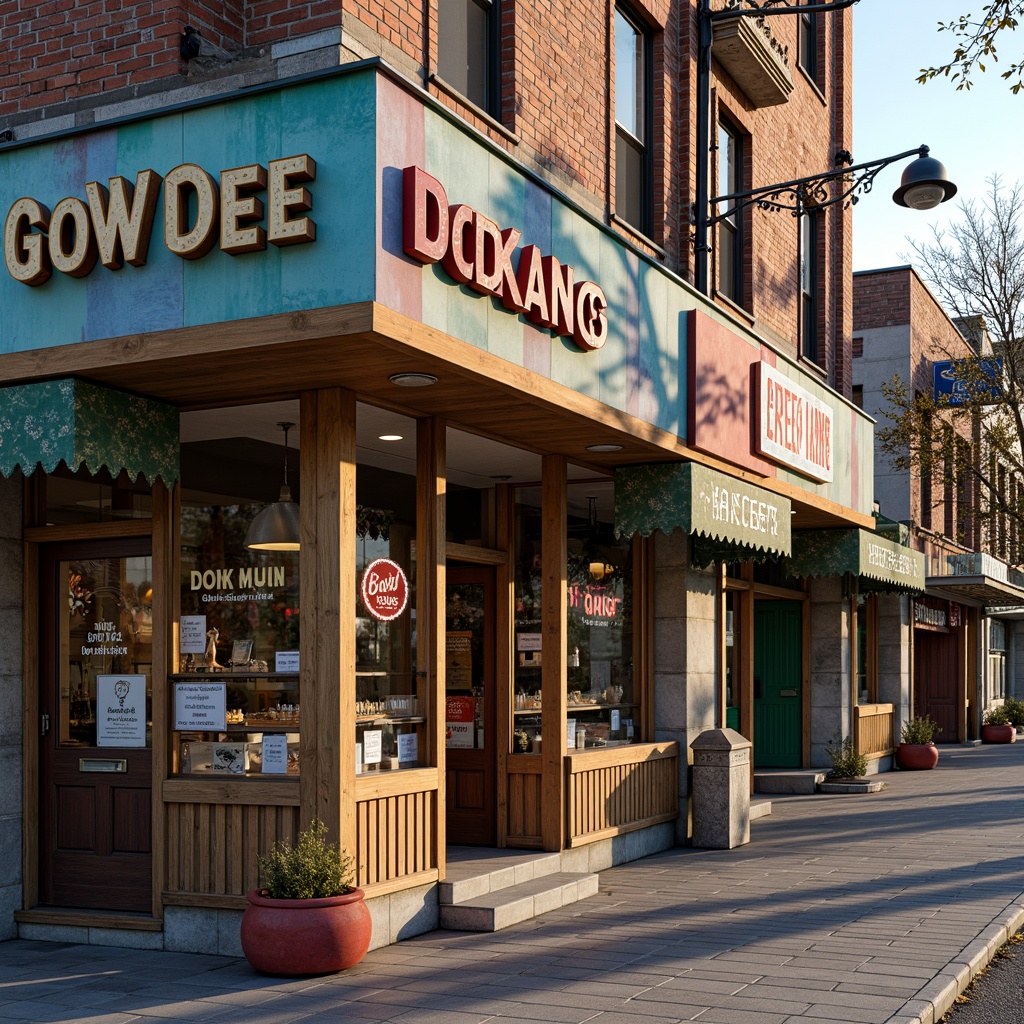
[914,628,960,742]
[39,538,154,913]
[445,566,496,846]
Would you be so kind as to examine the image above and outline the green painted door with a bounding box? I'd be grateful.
[753,600,803,767]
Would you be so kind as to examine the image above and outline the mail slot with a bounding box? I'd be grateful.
[79,758,127,773]
[780,688,798,698]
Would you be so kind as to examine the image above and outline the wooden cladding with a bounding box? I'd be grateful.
[163,785,300,902]
[506,755,544,848]
[853,703,895,759]
[355,774,439,891]
[566,742,679,847]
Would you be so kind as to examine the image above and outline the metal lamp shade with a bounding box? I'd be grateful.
[892,154,957,210]
[246,485,300,550]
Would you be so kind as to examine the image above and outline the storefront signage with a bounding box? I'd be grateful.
[757,363,834,483]
[174,682,227,730]
[864,539,919,581]
[96,675,147,748]
[4,154,316,287]
[360,558,409,622]
[914,600,948,629]
[402,166,608,352]
[261,734,289,774]
[568,583,622,626]
[190,567,286,593]
[933,357,1002,406]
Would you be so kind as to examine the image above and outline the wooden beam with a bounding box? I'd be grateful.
[416,417,446,873]
[495,483,513,848]
[540,455,567,852]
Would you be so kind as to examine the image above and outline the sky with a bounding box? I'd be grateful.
[852,1,1021,272]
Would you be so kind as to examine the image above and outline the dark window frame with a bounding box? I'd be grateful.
[799,210,821,363]
[798,3,819,84]
[614,4,654,237]
[437,0,501,118]
[716,117,745,307]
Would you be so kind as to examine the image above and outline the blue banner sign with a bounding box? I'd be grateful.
[933,358,1002,405]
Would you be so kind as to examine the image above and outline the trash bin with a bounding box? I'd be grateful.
[690,728,752,849]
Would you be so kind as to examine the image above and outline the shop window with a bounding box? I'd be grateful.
[724,591,742,730]
[615,5,652,236]
[717,118,745,306]
[175,404,302,778]
[855,592,878,704]
[990,619,1006,699]
[354,407,421,773]
[437,0,499,116]
[512,476,640,752]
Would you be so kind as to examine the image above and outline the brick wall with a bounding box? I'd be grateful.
[1,0,851,381]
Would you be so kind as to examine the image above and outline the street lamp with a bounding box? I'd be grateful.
[693,0,957,293]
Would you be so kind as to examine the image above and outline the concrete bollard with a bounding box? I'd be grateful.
[690,728,752,849]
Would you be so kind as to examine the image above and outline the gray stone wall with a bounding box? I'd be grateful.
[652,530,718,843]
[877,594,911,732]
[808,575,851,768]
[0,474,22,938]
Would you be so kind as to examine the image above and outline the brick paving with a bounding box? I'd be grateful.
[1,742,1022,1024]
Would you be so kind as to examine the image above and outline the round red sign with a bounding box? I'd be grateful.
[360,558,409,622]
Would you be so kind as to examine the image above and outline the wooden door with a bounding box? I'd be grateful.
[753,600,803,767]
[445,566,496,846]
[39,539,153,913]
[913,628,960,742]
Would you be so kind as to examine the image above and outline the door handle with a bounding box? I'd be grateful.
[40,713,49,736]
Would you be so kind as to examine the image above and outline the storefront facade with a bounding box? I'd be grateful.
[0,64,905,951]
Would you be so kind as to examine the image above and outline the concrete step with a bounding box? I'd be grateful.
[754,770,826,794]
[439,848,563,905]
[440,870,600,932]
[750,798,772,820]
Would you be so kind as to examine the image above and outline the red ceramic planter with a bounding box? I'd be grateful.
[981,724,1016,744]
[241,887,371,976]
[895,742,939,770]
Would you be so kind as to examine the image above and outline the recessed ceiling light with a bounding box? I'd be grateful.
[585,443,624,453]
[389,372,438,387]
[378,434,404,442]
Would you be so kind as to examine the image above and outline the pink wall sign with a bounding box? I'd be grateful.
[360,558,409,622]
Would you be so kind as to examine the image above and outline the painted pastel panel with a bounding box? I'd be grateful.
[0,72,378,353]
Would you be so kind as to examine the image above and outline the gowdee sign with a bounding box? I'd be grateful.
[4,154,316,286]
[403,166,609,352]
[756,362,834,483]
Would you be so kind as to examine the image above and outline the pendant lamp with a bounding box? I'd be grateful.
[246,422,300,551]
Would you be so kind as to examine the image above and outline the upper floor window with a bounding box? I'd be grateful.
[615,7,652,236]
[717,119,744,306]
[800,211,820,362]
[799,3,819,83]
[438,0,499,115]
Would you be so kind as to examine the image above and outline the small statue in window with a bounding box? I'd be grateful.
[205,628,224,671]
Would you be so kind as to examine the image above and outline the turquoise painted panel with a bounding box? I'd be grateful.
[0,72,378,353]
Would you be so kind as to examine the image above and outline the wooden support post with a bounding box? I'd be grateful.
[540,454,567,852]
[299,388,356,853]
[417,417,446,871]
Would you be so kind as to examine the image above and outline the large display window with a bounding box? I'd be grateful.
[173,404,301,777]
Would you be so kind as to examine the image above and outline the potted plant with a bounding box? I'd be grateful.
[1003,697,1024,734]
[895,715,940,770]
[981,706,1016,744]
[825,737,868,780]
[241,819,371,976]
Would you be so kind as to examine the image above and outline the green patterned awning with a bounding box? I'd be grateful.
[789,528,925,592]
[615,462,792,557]
[0,378,179,485]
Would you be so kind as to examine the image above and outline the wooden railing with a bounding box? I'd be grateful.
[566,741,679,847]
[853,703,895,759]
[355,769,439,895]
[162,779,300,906]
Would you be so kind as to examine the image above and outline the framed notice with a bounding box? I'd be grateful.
[96,675,148,748]
[397,732,418,764]
[275,650,300,673]
[174,682,226,730]
[446,631,473,691]
[362,730,383,765]
[261,734,288,774]
[180,615,207,655]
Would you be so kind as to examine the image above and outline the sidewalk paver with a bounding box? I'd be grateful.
[1,742,1022,1024]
